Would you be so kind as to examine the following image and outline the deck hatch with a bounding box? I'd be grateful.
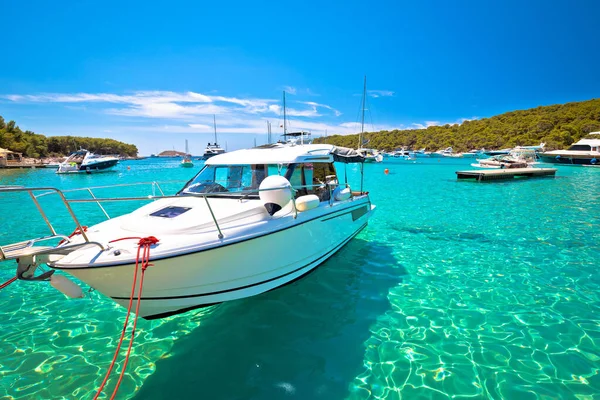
[150,206,192,218]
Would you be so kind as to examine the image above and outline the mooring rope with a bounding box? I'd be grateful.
[93,236,159,400]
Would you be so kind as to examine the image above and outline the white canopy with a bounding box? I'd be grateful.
[205,144,364,165]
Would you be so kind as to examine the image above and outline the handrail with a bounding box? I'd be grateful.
[34,180,186,199]
[0,180,348,243]
[0,187,97,249]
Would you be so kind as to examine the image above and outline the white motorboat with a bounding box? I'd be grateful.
[0,144,374,319]
[429,147,453,158]
[388,149,415,160]
[56,149,119,174]
[181,140,194,167]
[200,116,226,160]
[357,148,383,162]
[539,135,600,165]
[472,148,537,169]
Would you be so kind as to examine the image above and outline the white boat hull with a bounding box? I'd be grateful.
[55,200,374,319]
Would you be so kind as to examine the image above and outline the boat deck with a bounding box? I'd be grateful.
[456,167,557,181]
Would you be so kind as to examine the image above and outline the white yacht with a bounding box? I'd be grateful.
[429,147,453,158]
[200,116,226,160]
[539,135,600,165]
[56,149,119,174]
[0,144,374,319]
[472,148,537,169]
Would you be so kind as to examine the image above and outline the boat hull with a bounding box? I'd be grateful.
[538,154,600,165]
[58,201,374,319]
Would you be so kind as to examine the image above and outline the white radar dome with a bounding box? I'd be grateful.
[259,175,292,215]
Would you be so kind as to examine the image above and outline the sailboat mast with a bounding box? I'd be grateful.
[213,115,217,144]
[359,75,366,148]
[283,91,287,135]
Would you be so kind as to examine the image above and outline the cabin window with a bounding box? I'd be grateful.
[284,163,338,201]
[568,145,591,151]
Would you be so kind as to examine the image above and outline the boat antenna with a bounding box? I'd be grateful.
[213,115,218,144]
[359,75,366,148]
[283,91,287,135]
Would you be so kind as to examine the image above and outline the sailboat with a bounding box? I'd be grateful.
[200,115,226,160]
[181,140,193,168]
[279,91,312,145]
[356,76,383,163]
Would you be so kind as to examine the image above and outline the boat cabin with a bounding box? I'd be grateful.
[180,144,363,202]
[567,139,600,152]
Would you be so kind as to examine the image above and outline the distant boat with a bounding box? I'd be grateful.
[355,76,383,163]
[56,149,119,174]
[200,115,226,160]
[472,148,537,169]
[181,140,194,168]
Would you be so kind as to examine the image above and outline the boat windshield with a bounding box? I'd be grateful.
[180,164,289,196]
[179,162,338,200]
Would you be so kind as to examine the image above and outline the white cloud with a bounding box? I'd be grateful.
[367,90,395,98]
[283,86,297,95]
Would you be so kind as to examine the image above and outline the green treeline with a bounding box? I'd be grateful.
[0,116,138,158]
[316,99,600,151]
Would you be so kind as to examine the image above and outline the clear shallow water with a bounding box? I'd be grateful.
[1,158,599,399]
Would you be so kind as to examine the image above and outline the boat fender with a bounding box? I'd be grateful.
[333,186,352,201]
[591,158,597,165]
[555,155,561,160]
[259,175,292,216]
[50,274,84,298]
[295,195,320,212]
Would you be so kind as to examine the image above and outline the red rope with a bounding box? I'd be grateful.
[58,225,88,245]
[93,236,159,400]
[0,276,17,290]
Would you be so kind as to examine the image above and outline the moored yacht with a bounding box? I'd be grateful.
[472,148,537,169]
[200,115,226,160]
[56,149,119,174]
[539,135,600,165]
[0,144,374,319]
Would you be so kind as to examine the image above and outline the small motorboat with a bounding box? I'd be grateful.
[0,144,374,319]
[180,155,194,168]
[472,148,537,169]
[357,148,384,162]
[56,149,119,174]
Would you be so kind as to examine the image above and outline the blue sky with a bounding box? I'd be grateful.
[1,0,599,155]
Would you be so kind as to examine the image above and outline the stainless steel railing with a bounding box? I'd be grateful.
[0,179,350,256]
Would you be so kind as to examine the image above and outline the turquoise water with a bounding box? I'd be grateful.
[1,158,599,399]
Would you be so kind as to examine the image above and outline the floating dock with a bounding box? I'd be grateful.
[0,163,48,169]
[456,167,557,181]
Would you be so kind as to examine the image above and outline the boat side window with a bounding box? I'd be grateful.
[284,163,337,201]
[310,163,338,201]
[568,144,591,151]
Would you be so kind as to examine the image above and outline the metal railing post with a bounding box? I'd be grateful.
[87,188,111,220]
[291,188,298,219]
[154,182,166,196]
[28,190,58,236]
[55,190,92,243]
[203,195,224,239]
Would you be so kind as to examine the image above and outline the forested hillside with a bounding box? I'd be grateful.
[0,116,138,157]
[316,99,600,151]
